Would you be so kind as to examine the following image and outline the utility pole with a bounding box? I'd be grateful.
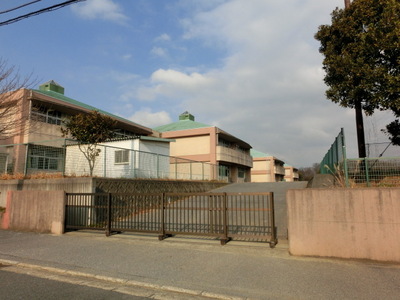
[344,0,366,158]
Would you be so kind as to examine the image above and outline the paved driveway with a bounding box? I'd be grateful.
[212,182,308,239]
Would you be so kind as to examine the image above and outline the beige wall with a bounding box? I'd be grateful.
[251,157,280,182]
[287,188,400,262]
[170,135,210,156]
[2,190,65,234]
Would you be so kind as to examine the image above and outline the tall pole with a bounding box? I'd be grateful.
[344,0,366,158]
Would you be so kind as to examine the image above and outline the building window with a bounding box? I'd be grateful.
[28,145,64,171]
[238,167,246,178]
[115,149,129,164]
[219,165,230,177]
[31,106,63,125]
[113,129,138,139]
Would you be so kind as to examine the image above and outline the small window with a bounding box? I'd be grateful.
[238,167,246,178]
[115,150,129,164]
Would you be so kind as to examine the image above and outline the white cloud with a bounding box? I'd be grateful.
[151,47,168,58]
[134,0,359,167]
[121,54,132,61]
[128,109,172,128]
[151,69,214,88]
[154,33,171,42]
[71,0,128,24]
[119,0,391,166]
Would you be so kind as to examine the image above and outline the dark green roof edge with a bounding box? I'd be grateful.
[139,136,175,143]
[32,89,152,132]
[153,119,211,132]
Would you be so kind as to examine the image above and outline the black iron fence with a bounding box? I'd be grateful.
[65,192,277,247]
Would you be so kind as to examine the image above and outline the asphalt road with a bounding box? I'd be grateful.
[0,269,148,300]
[1,229,399,300]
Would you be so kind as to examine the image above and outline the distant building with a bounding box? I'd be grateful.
[154,112,253,183]
[250,149,286,182]
[284,164,299,182]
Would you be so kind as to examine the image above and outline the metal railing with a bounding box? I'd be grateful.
[0,139,219,181]
[65,192,277,247]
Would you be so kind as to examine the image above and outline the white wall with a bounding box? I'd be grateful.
[64,139,171,178]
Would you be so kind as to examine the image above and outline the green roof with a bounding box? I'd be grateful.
[250,149,272,158]
[33,89,151,132]
[154,119,211,132]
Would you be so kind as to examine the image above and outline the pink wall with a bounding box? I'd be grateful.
[287,188,400,262]
[2,190,66,234]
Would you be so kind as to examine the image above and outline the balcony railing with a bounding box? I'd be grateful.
[275,165,285,175]
[216,146,252,167]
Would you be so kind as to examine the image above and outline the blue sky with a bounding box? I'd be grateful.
[0,0,396,167]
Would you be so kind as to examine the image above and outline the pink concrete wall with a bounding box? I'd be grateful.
[2,190,66,234]
[287,188,400,262]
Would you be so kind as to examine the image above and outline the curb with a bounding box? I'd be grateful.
[0,259,246,300]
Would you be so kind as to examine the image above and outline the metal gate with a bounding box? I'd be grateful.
[65,192,277,247]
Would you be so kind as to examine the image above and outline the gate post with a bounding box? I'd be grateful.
[106,193,112,237]
[220,192,230,245]
[269,192,277,248]
[159,193,166,240]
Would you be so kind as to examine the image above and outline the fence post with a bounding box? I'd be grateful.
[364,158,370,187]
[220,192,229,245]
[106,193,112,237]
[269,192,277,248]
[24,143,29,175]
[340,128,349,187]
[62,139,66,176]
[175,158,177,179]
[159,193,166,240]
[103,145,107,178]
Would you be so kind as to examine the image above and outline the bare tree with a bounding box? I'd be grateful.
[0,58,35,140]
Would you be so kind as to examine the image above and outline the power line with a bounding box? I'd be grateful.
[0,0,43,15]
[0,0,86,27]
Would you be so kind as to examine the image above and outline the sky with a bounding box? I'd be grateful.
[0,0,397,167]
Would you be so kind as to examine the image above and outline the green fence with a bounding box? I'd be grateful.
[320,128,348,176]
[346,157,400,187]
[320,129,400,187]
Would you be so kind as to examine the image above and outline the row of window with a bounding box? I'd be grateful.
[31,107,63,125]
[219,165,246,179]
[30,106,138,140]
[26,145,131,171]
[218,139,248,153]
[28,145,64,171]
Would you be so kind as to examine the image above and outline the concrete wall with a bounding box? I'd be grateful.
[2,190,65,234]
[287,188,400,262]
[0,177,226,207]
[0,177,94,207]
[0,177,227,234]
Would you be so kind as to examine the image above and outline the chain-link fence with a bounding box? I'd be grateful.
[0,139,218,181]
[321,129,400,187]
[346,157,400,187]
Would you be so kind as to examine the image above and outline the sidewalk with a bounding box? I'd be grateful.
[0,229,399,299]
